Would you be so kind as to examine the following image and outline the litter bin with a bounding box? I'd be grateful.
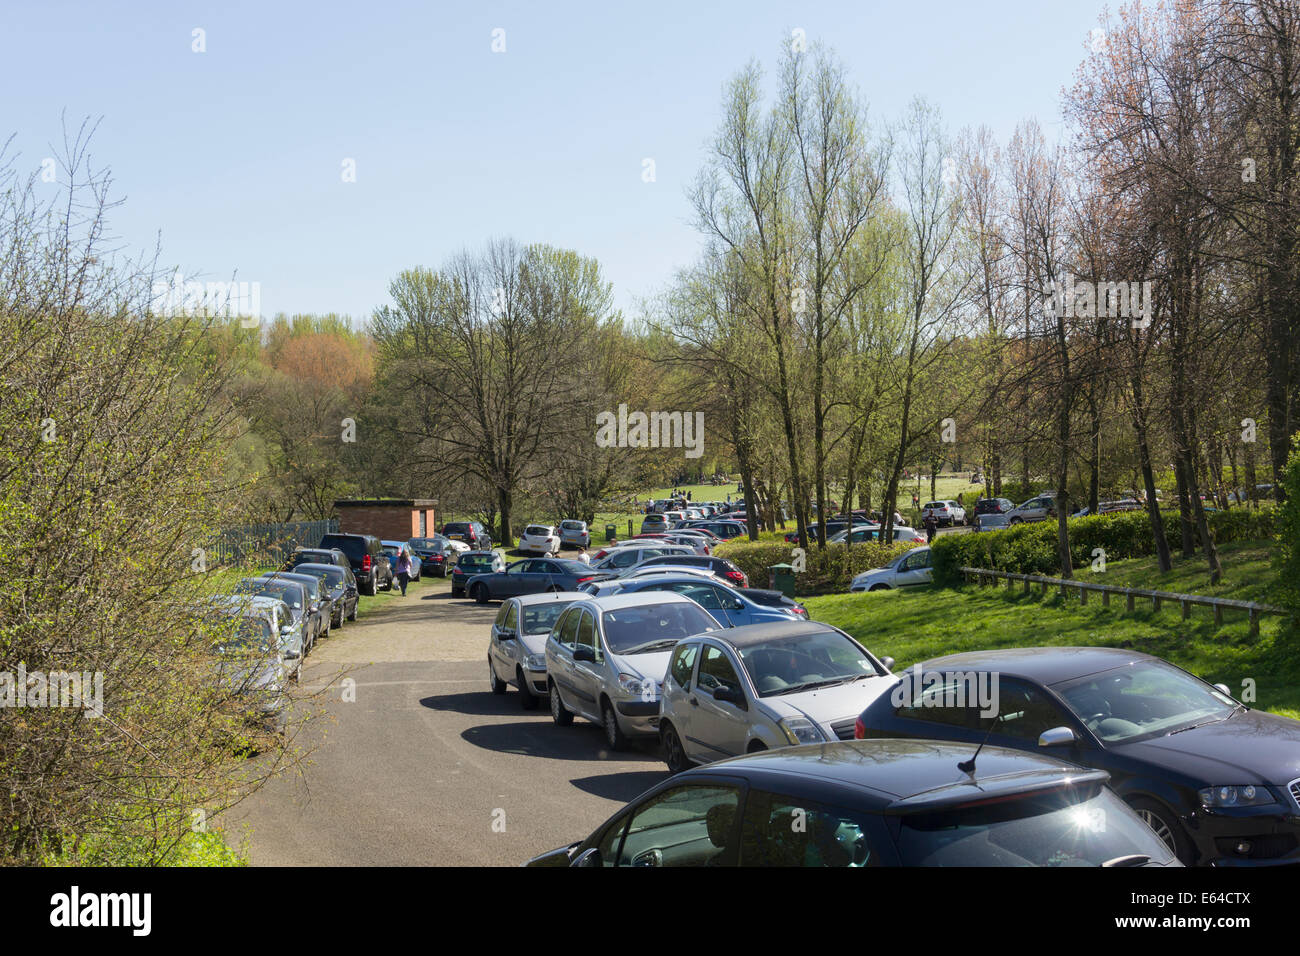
[605,524,616,542]
[768,563,796,599]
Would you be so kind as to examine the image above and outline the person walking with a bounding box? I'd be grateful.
[923,512,938,544]
[395,548,412,596]
[575,547,591,565]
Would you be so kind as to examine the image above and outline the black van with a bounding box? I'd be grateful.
[319,533,393,596]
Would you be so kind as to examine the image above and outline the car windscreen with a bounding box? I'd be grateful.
[1054,660,1236,743]
[236,581,303,609]
[737,630,879,696]
[410,537,446,550]
[216,617,274,652]
[599,602,717,655]
[521,601,576,634]
[300,565,346,586]
[896,785,1175,867]
[320,536,366,559]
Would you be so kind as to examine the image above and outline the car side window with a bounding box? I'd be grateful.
[508,561,528,574]
[575,610,598,659]
[894,679,982,730]
[697,645,741,696]
[612,551,637,568]
[553,609,579,649]
[669,642,699,690]
[673,583,724,610]
[503,602,518,632]
[493,603,509,627]
[614,784,742,867]
[739,790,876,867]
[990,679,1072,743]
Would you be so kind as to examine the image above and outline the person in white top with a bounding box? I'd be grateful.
[575,547,591,564]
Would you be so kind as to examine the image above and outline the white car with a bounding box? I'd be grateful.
[590,543,697,574]
[828,525,927,545]
[921,500,966,527]
[519,524,562,556]
[849,547,933,592]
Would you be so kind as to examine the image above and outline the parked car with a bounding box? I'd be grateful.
[282,547,350,572]
[409,534,466,577]
[487,591,589,709]
[442,520,493,550]
[546,592,721,750]
[973,497,1015,518]
[451,550,506,598]
[206,600,292,733]
[255,570,333,644]
[590,543,696,575]
[640,514,669,534]
[620,553,749,589]
[292,562,359,627]
[659,621,894,769]
[558,520,590,549]
[467,557,597,603]
[974,513,1011,533]
[921,500,966,527]
[210,593,302,682]
[849,546,932,592]
[231,578,312,661]
[318,532,393,596]
[854,646,1300,866]
[519,524,562,556]
[1005,496,1057,524]
[594,574,806,626]
[525,738,1179,867]
[381,540,421,581]
[828,524,928,545]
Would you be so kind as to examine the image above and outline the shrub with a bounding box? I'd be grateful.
[1273,435,1300,617]
[932,506,1279,585]
[714,538,917,596]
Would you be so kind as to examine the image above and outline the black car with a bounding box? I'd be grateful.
[442,521,492,550]
[526,738,1178,867]
[974,497,1015,516]
[318,532,392,596]
[292,562,359,627]
[855,647,1300,866]
[409,535,458,577]
[466,558,597,603]
[282,547,349,572]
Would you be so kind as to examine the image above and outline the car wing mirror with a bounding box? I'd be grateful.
[498,629,516,641]
[714,686,747,709]
[1213,683,1232,697]
[572,848,602,868]
[573,645,596,663]
[1037,726,1078,747]
[879,656,895,672]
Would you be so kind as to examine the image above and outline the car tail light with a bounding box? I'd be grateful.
[854,716,866,739]
[725,570,746,587]
[362,554,372,571]
[576,576,594,584]
[792,606,808,618]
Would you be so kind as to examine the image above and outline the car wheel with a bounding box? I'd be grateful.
[661,721,692,773]
[518,669,540,710]
[362,578,376,596]
[472,583,489,604]
[1009,517,1021,525]
[347,603,357,622]
[549,682,573,726]
[868,583,890,591]
[489,658,507,695]
[1128,797,1195,864]
[602,699,629,751]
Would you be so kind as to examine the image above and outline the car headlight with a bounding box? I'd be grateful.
[617,673,656,699]
[1199,785,1277,808]
[526,653,547,670]
[779,717,825,745]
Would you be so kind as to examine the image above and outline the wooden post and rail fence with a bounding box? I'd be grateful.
[959,566,1288,636]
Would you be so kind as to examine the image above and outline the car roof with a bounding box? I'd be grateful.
[575,591,699,611]
[259,571,321,586]
[919,646,1157,684]
[701,619,837,648]
[512,590,589,606]
[697,738,1107,811]
[295,562,345,573]
[210,594,287,616]
[460,550,499,557]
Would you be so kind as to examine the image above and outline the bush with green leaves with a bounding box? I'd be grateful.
[1273,435,1300,617]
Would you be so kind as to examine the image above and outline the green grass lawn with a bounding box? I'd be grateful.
[1092,539,1277,603]
[805,584,1299,720]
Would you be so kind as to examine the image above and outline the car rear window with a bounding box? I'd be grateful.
[320,535,366,560]
[458,555,496,570]
[525,526,551,536]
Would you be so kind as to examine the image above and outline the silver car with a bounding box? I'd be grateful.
[488,591,588,708]
[1005,495,1057,524]
[658,621,895,772]
[590,543,696,575]
[558,520,590,549]
[545,592,721,750]
[848,546,933,592]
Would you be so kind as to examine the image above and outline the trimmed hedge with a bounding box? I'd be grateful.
[932,507,1279,586]
[714,538,917,596]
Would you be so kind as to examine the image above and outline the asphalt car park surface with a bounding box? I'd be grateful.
[220,582,670,866]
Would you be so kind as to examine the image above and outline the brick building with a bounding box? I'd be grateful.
[333,498,439,541]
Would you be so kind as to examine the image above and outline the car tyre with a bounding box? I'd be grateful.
[549,682,573,726]
[347,603,357,622]
[489,658,507,695]
[518,669,540,710]
[661,721,692,773]
[472,583,489,604]
[602,699,630,751]
[868,583,890,591]
[1128,797,1195,865]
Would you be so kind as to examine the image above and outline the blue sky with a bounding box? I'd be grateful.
[2,1,1112,324]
